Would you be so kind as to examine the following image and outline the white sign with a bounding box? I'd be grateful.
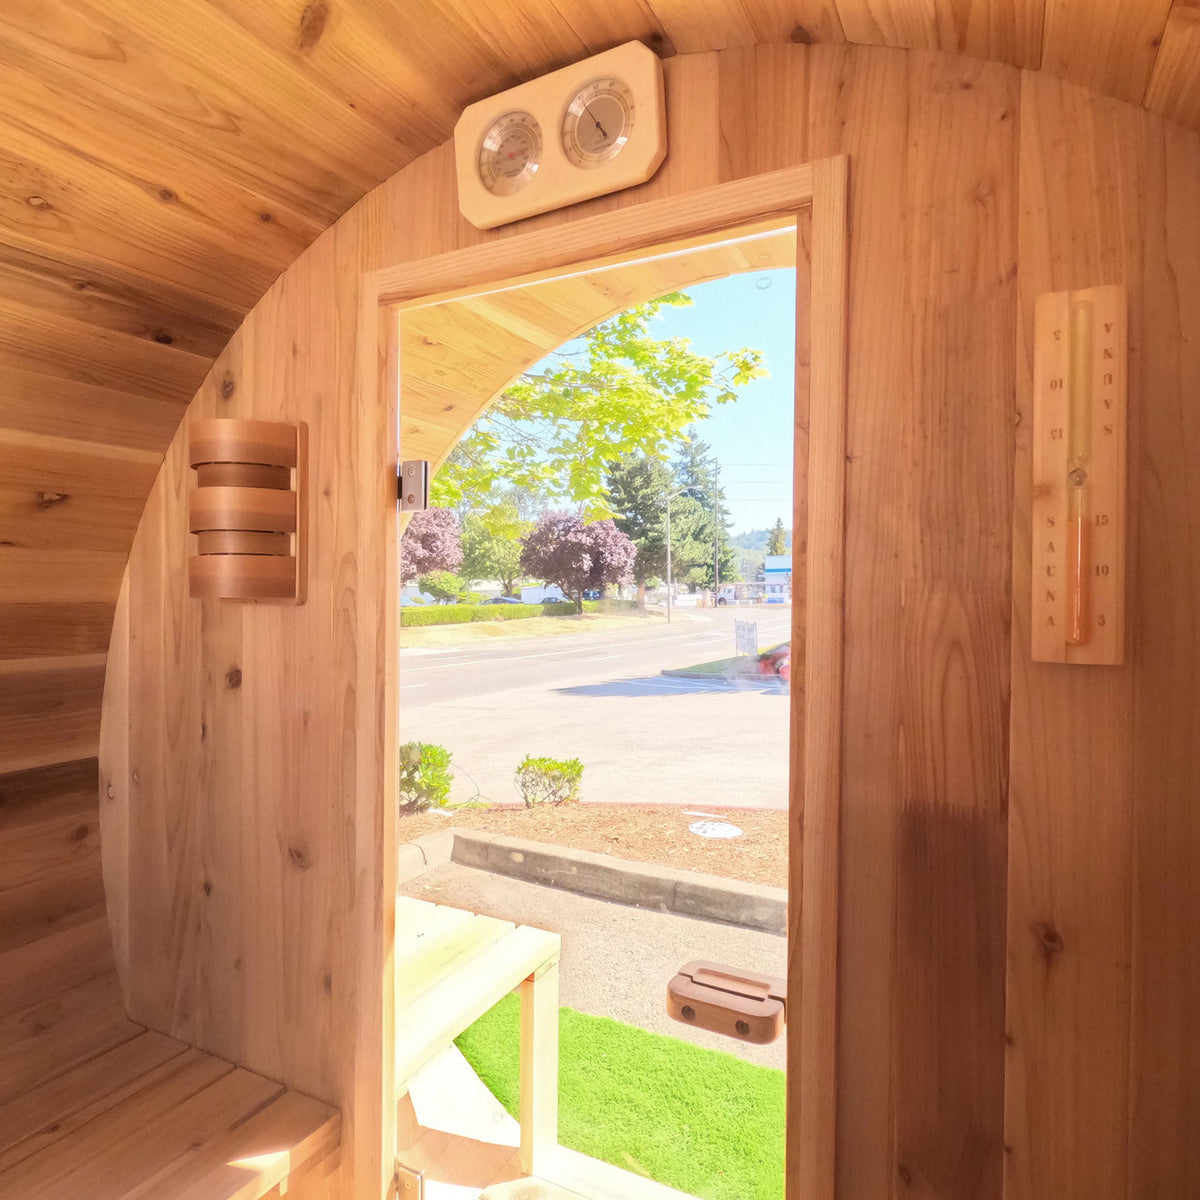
[734,619,758,656]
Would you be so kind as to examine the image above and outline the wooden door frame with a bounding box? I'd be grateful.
[357,156,848,1199]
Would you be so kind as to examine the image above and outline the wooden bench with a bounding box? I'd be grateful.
[0,762,340,1200]
[395,897,561,1178]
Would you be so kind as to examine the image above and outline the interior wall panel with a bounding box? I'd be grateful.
[96,40,1200,1200]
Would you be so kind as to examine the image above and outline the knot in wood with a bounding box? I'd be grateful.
[36,491,69,508]
[225,667,242,689]
[219,375,236,400]
[298,1,329,50]
[1034,921,1065,962]
[790,24,813,44]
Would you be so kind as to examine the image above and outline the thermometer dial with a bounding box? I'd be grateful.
[477,111,542,196]
[561,77,635,168]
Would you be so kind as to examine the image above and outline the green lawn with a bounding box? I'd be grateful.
[456,994,784,1200]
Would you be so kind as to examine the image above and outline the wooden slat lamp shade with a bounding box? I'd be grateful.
[187,419,306,602]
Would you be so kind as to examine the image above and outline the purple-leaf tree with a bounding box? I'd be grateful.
[519,512,636,610]
[400,507,463,584]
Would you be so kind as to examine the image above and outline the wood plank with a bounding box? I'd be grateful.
[0,861,107,956]
[0,1052,250,1198]
[0,364,187,453]
[718,46,809,181]
[0,294,210,405]
[0,1030,186,1166]
[0,428,161,551]
[375,166,815,304]
[0,755,101,892]
[0,240,238,360]
[643,0,758,52]
[1007,70,1144,1200]
[0,548,126,603]
[1040,0,1174,106]
[129,1093,340,1200]
[835,0,1045,66]
[518,956,559,1177]
[803,43,908,1200]
[395,926,560,1085]
[0,910,113,1015]
[1126,112,1200,1200]
[0,654,106,774]
[738,0,845,44]
[892,49,1016,1200]
[1144,2,1200,132]
[0,971,141,1107]
[0,602,115,658]
[0,0,406,224]
[792,149,849,1200]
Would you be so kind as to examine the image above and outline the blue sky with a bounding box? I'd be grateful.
[650,269,795,535]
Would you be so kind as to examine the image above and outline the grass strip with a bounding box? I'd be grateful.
[456,994,784,1200]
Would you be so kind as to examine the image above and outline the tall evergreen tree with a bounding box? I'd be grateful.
[766,518,789,556]
[605,454,675,603]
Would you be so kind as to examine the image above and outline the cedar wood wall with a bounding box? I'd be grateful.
[99,45,1200,1200]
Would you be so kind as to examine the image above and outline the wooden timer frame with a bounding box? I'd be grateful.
[187,418,308,604]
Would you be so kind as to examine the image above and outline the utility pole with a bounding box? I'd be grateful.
[665,491,673,625]
[712,463,722,594]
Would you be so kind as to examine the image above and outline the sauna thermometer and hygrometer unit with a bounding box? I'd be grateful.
[453,41,666,228]
[1031,284,1127,665]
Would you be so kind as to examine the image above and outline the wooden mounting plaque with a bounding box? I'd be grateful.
[1031,284,1127,664]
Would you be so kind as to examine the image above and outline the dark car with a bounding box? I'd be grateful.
[480,596,522,605]
[582,589,601,600]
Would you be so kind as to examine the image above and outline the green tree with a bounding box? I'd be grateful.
[605,454,675,604]
[669,495,740,590]
[673,434,736,588]
[431,295,764,513]
[460,503,529,594]
[766,518,789,556]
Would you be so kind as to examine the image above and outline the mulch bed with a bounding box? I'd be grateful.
[400,802,789,890]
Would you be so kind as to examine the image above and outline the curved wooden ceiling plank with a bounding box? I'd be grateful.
[0,0,406,219]
[1144,3,1200,131]
[0,295,210,403]
[832,0,1043,65]
[0,548,126,604]
[0,244,238,362]
[736,0,846,45]
[0,604,115,660]
[0,367,187,453]
[1040,0,1175,106]
[0,429,160,552]
[0,59,325,265]
[0,655,106,776]
[644,0,759,53]
[547,0,677,56]
[0,127,293,312]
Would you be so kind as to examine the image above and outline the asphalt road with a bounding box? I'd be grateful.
[400,606,793,705]
[400,606,793,810]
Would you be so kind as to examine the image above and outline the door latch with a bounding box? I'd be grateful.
[667,960,786,1044]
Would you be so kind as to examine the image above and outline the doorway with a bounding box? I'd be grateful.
[365,160,848,1199]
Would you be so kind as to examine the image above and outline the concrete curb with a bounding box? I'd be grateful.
[434,828,786,935]
[397,828,456,885]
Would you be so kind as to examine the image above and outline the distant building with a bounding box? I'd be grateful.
[764,555,792,601]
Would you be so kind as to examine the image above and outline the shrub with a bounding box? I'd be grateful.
[515,755,584,807]
[398,741,454,812]
[471,603,546,622]
[401,604,476,626]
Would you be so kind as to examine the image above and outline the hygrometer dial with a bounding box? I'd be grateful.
[478,110,542,196]
[561,77,635,168]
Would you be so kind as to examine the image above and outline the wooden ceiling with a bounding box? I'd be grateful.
[3,0,1200,772]
[399,227,798,468]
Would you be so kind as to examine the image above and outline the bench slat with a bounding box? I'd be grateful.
[0,1030,186,1166]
